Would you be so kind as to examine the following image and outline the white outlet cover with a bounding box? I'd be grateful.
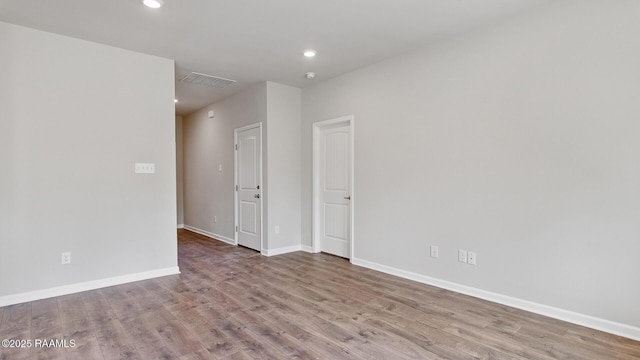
[430,245,439,258]
[468,251,477,265]
[458,249,468,263]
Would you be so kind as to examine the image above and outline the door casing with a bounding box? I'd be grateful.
[312,115,355,260]
[234,122,263,251]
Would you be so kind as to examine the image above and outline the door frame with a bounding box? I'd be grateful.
[234,122,264,251]
[312,115,355,260]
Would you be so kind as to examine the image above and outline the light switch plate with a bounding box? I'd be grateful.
[135,163,155,174]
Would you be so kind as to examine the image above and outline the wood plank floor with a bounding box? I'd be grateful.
[1,229,639,359]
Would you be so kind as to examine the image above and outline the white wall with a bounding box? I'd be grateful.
[0,22,178,300]
[183,84,267,242]
[265,82,302,251]
[302,0,640,334]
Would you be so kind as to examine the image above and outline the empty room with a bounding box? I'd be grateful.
[1,0,639,359]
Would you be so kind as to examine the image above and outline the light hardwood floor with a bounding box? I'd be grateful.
[1,229,639,359]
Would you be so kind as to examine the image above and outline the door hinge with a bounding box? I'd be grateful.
[257,185,260,190]
[235,144,238,151]
[235,226,238,232]
[235,185,238,191]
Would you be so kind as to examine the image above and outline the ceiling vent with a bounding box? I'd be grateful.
[180,72,236,88]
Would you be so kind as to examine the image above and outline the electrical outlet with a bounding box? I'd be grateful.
[430,245,439,258]
[468,251,477,265]
[214,216,217,223]
[458,249,467,263]
[274,225,280,234]
[61,252,71,265]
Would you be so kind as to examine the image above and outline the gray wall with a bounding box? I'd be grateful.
[183,84,267,242]
[176,116,184,227]
[266,82,302,251]
[182,82,302,252]
[301,0,640,328]
[0,22,177,297]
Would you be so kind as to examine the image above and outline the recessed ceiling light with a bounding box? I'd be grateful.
[304,50,317,58]
[141,0,163,9]
[174,99,178,103]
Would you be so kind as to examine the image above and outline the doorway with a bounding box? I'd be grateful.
[312,116,354,259]
[234,123,263,251]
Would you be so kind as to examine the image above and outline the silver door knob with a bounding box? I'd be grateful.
[344,196,351,200]
[254,194,260,199]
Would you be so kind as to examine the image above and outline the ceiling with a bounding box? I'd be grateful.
[0,0,550,116]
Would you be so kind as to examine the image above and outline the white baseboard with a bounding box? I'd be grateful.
[0,267,180,307]
[183,225,236,246]
[177,224,185,229]
[351,257,640,341]
[262,245,303,257]
[301,245,314,253]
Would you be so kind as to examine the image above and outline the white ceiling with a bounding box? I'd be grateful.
[0,0,550,116]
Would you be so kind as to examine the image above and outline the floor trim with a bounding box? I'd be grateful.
[182,228,314,257]
[183,225,236,246]
[352,257,640,341]
[262,245,303,257]
[0,267,180,307]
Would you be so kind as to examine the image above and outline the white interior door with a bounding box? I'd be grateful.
[316,120,352,258]
[235,124,262,251]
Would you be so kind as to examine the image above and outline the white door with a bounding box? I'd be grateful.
[315,120,352,258]
[235,124,262,251]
